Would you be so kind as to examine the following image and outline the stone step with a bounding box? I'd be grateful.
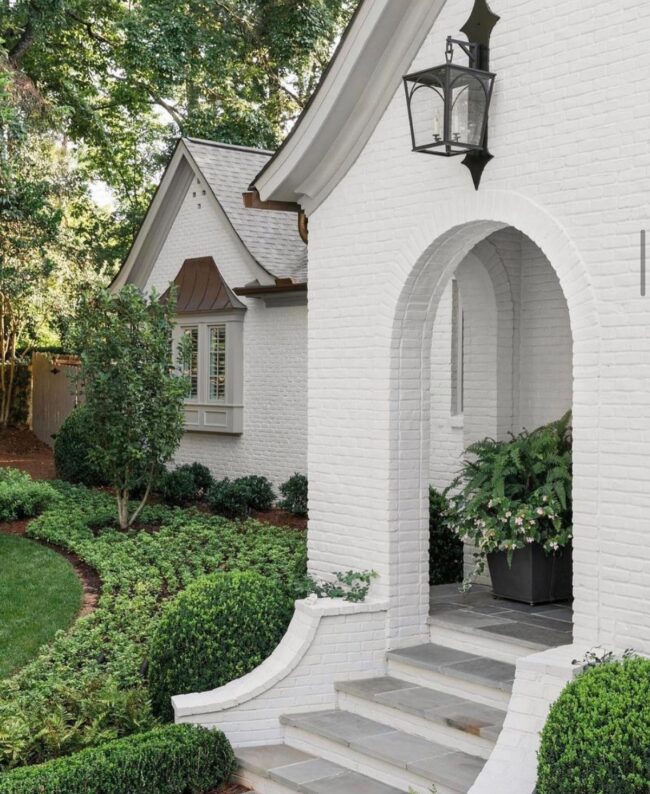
[427,609,569,665]
[387,643,515,708]
[236,743,406,793]
[335,675,505,758]
[280,709,484,794]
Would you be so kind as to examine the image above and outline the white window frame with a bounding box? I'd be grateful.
[174,311,244,434]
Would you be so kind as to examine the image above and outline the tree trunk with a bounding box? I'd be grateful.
[116,490,129,530]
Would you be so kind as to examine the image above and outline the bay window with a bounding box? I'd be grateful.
[174,313,244,434]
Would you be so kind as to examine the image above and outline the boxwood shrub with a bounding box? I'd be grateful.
[0,468,58,522]
[278,473,308,517]
[236,475,275,511]
[537,656,650,793]
[148,570,293,721]
[206,475,275,517]
[205,478,249,518]
[0,724,235,794]
[53,406,106,486]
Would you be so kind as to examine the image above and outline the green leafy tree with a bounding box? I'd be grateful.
[0,53,117,425]
[69,286,189,528]
[1,0,356,258]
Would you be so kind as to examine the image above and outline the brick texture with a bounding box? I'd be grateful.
[306,0,647,654]
[146,176,307,487]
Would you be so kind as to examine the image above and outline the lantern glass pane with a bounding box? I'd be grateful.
[449,67,488,148]
[407,68,446,150]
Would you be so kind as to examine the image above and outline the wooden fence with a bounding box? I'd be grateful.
[31,353,82,447]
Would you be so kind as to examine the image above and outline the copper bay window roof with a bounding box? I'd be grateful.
[160,256,246,313]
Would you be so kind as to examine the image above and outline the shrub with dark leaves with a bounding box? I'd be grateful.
[278,473,308,517]
[429,486,463,585]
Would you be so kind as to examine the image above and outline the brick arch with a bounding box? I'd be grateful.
[388,191,599,648]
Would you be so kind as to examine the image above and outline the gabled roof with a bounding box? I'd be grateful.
[112,137,307,292]
[160,256,246,313]
[183,139,307,283]
[250,0,448,214]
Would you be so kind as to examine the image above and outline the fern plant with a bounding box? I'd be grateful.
[447,411,573,586]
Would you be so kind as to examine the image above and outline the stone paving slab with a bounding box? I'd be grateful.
[388,644,515,692]
[237,744,312,776]
[375,682,462,717]
[429,584,573,650]
[236,744,406,793]
[479,621,572,648]
[336,675,505,739]
[305,771,405,794]
[269,758,344,788]
[280,710,394,745]
[351,728,452,768]
[410,747,485,792]
[280,709,485,793]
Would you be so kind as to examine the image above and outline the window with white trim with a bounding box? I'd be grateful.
[174,313,244,434]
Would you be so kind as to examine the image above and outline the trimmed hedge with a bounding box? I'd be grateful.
[54,406,105,486]
[0,724,235,794]
[148,571,293,721]
[537,656,650,793]
[0,468,58,522]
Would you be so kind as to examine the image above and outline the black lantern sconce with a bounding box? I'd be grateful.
[403,0,499,189]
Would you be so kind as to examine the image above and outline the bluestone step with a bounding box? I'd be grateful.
[335,675,505,743]
[280,709,484,793]
[387,643,515,694]
[236,743,406,793]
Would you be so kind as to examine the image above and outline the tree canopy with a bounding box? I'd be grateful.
[1,0,355,259]
[0,1,353,422]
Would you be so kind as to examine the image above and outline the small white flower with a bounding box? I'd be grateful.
[515,517,524,526]
[536,507,545,516]
[505,511,512,518]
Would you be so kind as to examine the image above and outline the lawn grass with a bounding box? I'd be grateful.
[0,534,82,679]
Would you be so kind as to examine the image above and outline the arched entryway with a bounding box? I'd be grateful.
[388,195,599,650]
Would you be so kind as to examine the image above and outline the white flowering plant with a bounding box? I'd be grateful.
[446,412,572,587]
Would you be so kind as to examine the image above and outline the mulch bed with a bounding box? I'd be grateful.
[251,507,307,531]
[207,785,251,794]
[0,427,56,480]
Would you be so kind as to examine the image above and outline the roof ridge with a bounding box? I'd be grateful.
[183,137,274,157]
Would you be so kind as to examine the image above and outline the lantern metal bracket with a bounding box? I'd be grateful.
[445,37,479,66]
[458,0,500,188]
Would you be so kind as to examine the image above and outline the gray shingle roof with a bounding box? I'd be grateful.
[184,138,307,283]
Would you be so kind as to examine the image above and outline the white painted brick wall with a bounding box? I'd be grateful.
[306,0,650,654]
[469,644,579,794]
[145,178,307,487]
[175,598,388,747]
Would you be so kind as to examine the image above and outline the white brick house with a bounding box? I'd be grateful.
[112,138,308,487]
[145,0,650,791]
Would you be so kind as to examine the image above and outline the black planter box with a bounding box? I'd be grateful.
[487,542,572,605]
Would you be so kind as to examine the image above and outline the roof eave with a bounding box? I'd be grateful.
[250,0,448,216]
